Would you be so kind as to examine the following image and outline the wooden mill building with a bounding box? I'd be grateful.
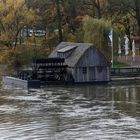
[49,42,111,83]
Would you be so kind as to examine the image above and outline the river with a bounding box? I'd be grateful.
[0,83,140,140]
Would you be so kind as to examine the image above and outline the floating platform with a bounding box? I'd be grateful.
[2,76,41,89]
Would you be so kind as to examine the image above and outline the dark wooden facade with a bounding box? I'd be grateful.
[31,58,68,81]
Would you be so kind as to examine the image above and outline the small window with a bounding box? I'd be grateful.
[98,66,103,73]
[82,67,87,74]
[57,52,65,58]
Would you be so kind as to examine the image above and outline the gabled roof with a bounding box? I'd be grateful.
[57,45,77,53]
[49,42,110,67]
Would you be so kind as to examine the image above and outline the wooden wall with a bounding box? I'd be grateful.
[73,47,110,82]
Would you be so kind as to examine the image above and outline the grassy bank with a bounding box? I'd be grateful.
[113,62,129,68]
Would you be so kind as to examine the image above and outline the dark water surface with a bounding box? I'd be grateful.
[0,83,140,140]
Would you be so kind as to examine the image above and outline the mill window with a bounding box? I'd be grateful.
[82,67,87,74]
[98,66,103,73]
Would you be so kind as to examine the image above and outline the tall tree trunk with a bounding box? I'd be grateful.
[56,0,63,42]
[96,0,101,19]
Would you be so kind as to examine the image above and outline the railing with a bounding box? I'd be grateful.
[111,67,140,77]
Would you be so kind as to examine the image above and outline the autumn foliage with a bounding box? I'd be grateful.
[0,0,140,68]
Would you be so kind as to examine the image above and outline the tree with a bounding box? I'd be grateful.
[25,0,55,29]
[61,0,81,33]
[130,0,140,35]
[83,16,113,59]
[0,0,34,48]
[80,0,108,19]
[55,0,63,42]
[108,0,140,35]
[25,0,63,41]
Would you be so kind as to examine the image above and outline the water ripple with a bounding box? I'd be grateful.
[0,85,140,139]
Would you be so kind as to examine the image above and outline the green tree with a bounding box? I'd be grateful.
[83,16,113,59]
[0,0,34,48]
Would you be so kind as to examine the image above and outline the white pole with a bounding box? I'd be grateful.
[118,37,121,55]
[132,40,136,61]
[124,35,129,56]
[109,29,113,68]
[111,30,113,68]
[111,41,113,68]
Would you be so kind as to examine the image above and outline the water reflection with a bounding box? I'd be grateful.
[0,84,140,139]
[109,85,140,117]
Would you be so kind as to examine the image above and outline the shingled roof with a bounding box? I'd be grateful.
[49,42,109,67]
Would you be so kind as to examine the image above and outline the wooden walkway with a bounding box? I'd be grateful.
[111,76,140,81]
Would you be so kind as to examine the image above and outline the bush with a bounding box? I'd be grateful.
[0,45,50,69]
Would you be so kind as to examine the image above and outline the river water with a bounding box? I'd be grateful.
[0,83,140,140]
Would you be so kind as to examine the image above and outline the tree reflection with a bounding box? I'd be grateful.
[111,85,140,117]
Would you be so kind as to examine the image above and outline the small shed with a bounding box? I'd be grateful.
[49,42,111,83]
